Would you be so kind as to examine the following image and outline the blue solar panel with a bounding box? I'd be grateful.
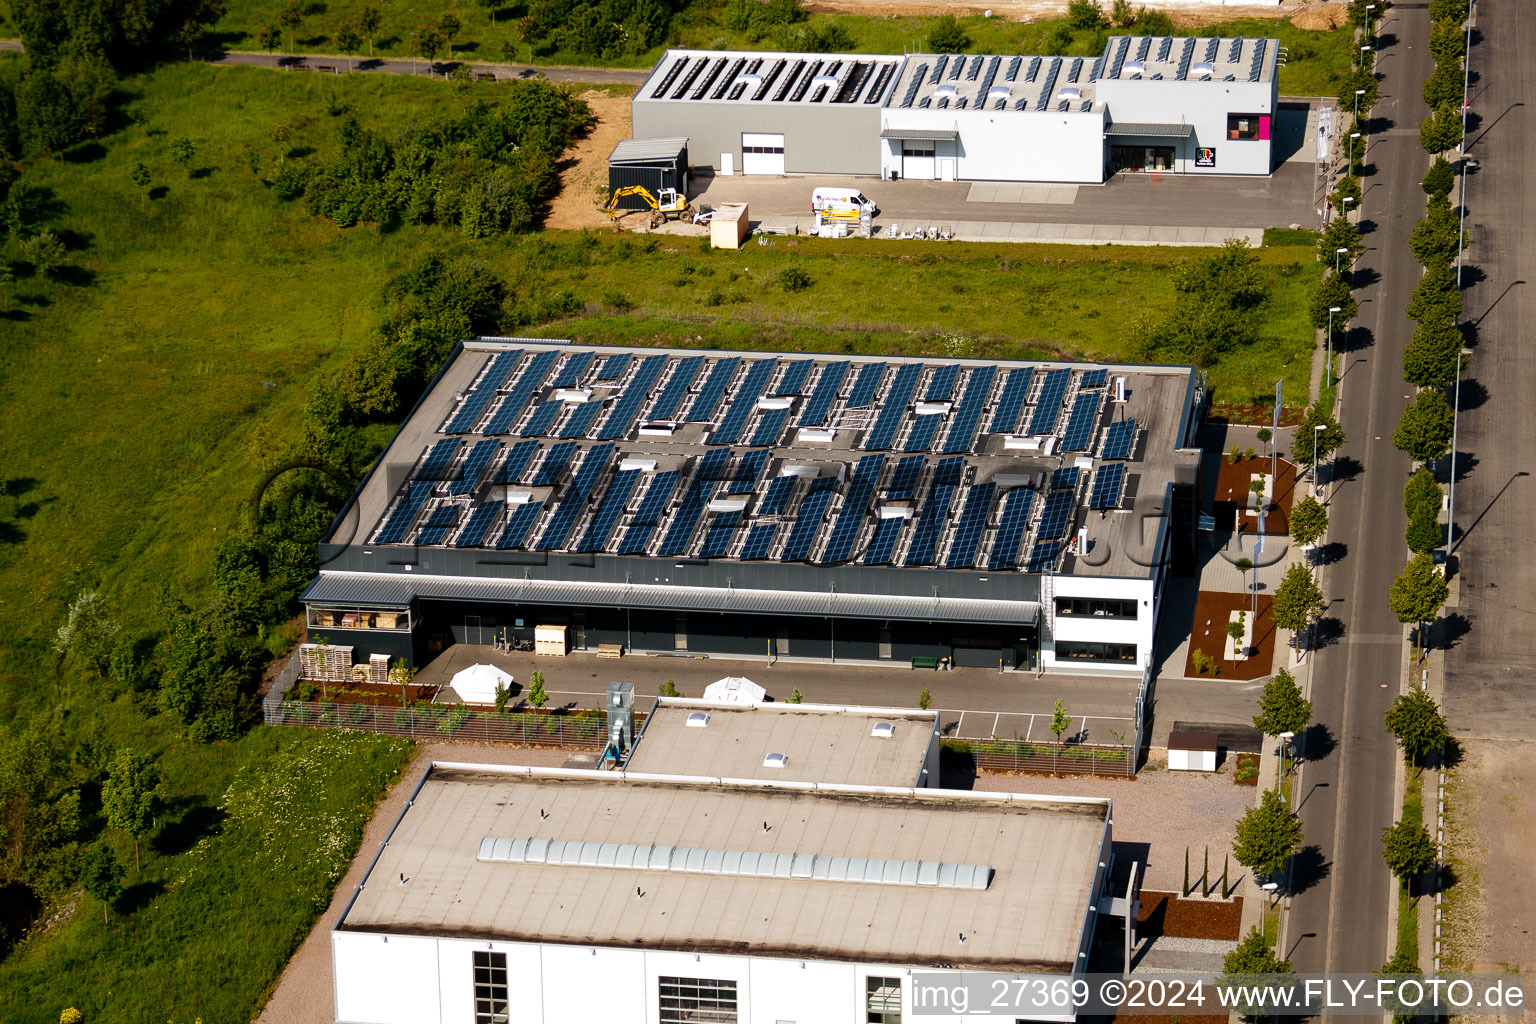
[748,407,791,448]
[519,400,562,438]
[557,401,603,439]
[862,515,905,565]
[550,350,594,388]
[884,456,924,500]
[945,483,996,568]
[648,356,706,421]
[924,364,960,401]
[373,481,434,543]
[989,367,1035,435]
[479,350,559,435]
[903,414,942,452]
[416,526,450,546]
[779,489,835,562]
[755,475,796,517]
[418,438,463,484]
[1089,462,1126,509]
[446,440,502,495]
[685,357,741,422]
[443,351,521,433]
[987,487,1036,569]
[820,455,884,563]
[500,440,540,484]
[655,451,731,556]
[727,450,770,494]
[538,444,615,550]
[933,456,964,486]
[424,503,461,528]
[1051,466,1080,490]
[1060,392,1102,452]
[1079,368,1109,389]
[596,353,631,380]
[772,360,813,396]
[495,501,544,549]
[617,471,679,554]
[531,441,580,486]
[845,362,887,408]
[454,501,503,547]
[699,512,742,558]
[1101,418,1138,460]
[577,469,641,552]
[596,355,668,440]
[1037,488,1075,539]
[903,483,956,566]
[739,523,779,560]
[1027,540,1063,572]
[1027,369,1072,434]
[712,360,777,445]
[798,361,850,426]
[863,363,923,450]
[940,365,996,454]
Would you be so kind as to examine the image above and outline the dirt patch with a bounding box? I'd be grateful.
[546,89,634,232]
[1185,590,1276,681]
[1212,454,1297,535]
[1291,3,1347,31]
[804,0,1310,22]
[1138,890,1244,940]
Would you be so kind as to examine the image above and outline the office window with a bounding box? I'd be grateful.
[1054,597,1138,620]
[473,951,509,1024]
[867,976,903,1023]
[1227,113,1262,139]
[660,976,738,1024]
[1055,640,1137,664]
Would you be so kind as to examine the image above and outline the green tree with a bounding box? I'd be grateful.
[1135,10,1173,35]
[438,12,460,50]
[1381,819,1436,883]
[359,4,382,56]
[1390,554,1450,661]
[1233,788,1304,878]
[493,682,510,714]
[1289,495,1328,549]
[1226,614,1246,647]
[476,0,499,26]
[1328,174,1362,212]
[335,21,363,71]
[1410,192,1466,267]
[927,14,970,53]
[1234,556,1254,596]
[1385,686,1450,765]
[1391,389,1455,463]
[412,22,446,73]
[1419,100,1462,154]
[764,0,807,23]
[1422,154,1455,198]
[16,68,80,157]
[1429,0,1469,23]
[1337,66,1378,114]
[129,161,151,206]
[528,670,550,707]
[81,843,124,926]
[258,22,282,61]
[1402,321,1463,388]
[53,590,120,675]
[1224,925,1294,974]
[170,135,197,174]
[1291,403,1346,465]
[101,749,161,874]
[1111,0,1134,26]
[788,688,803,704]
[1405,263,1461,324]
[1379,951,1426,1023]
[389,658,416,705]
[917,686,932,710]
[1050,698,1070,741]
[1422,61,1464,111]
[1318,214,1364,265]
[1406,506,1442,554]
[1273,562,1325,652]
[1309,272,1358,333]
[1253,667,1312,738]
[1404,468,1444,522]
[279,0,303,52]
[1066,0,1105,29]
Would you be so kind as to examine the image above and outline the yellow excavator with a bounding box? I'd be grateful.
[602,186,693,228]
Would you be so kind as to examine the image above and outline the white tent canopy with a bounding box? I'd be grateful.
[450,663,514,704]
[701,676,767,704]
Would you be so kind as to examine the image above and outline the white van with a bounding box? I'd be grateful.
[811,187,878,216]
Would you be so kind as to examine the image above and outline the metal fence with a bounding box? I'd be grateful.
[262,649,303,719]
[942,739,1135,777]
[264,699,621,749]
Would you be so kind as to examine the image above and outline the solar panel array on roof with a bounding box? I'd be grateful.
[373,481,433,543]
[501,440,540,484]
[863,363,922,450]
[1079,368,1109,389]
[727,449,770,494]
[556,401,602,439]
[423,503,461,529]
[446,439,501,495]
[1034,57,1061,111]
[416,526,450,546]
[1060,392,1103,452]
[1176,37,1195,79]
[686,357,741,422]
[820,454,884,563]
[1027,368,1072,434]
[989,367,1034,435]
[941,365,996,454]
[884,455,923,500]
[929,56,948,84]
[749,407,792,448]
[597,354,668,440]
[691,58,725,99]
[531,441,579,486]
[1051,465,1080,490]
[738,522,779,560]
[973,55,1000,106]
[903,414,942,453]
[986,487,1036,570]
[835,61,871,103]
[596,353,631,380]
[453,501,503,548]
[699,509,743,558]
[865,62,896,104]
[773,360,813,396]
[862,514,904,565]
[1026,539,1063,572]
[576,468,640,552]
[519,400,562,438]
[1089,55,1105,79]
[712,359,777,444]
[657,449,732,556]
[712,57,745,99]
[773,60,805,101]
[755,474,796,517]
[948,58,963,80]
[789,60,822,101]
[1037,488,1076,539]
[443,351,517,434]
[617,471,679,554]
[924,363,960,401]
[1249,38,1266,81]
[945,482,995,568]
[1156,37,1172,61]
[1109,35,1130,77]
[1068,56,1084,83]
[550,351,594,389]
[753,60,785,100]
[900,64,927,107]
[652,56,688,99]
[1089,462,1127,510]
[1005,56,1021,81]
[779,487,835,562]
[495,501,543,549]
[418,438,463,482]
[1228,37,1243,62]
[481,349,560,434]
[1101,418,1138,460]
[1025,56,1041,82]
[647,355,704,422]
[903,457,963,566]
[847,363,887,408]
[1205,37,1219,62]
[798,361,849,426]
[1136,36,1152,60]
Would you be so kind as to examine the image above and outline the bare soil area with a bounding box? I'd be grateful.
[805,0,1330,26]
[1138,889,1244,940]
[1185,590,1276,681]
[546,89,635,232]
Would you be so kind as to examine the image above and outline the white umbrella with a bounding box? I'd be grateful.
[701,676,767,704]
[449,663,514,704]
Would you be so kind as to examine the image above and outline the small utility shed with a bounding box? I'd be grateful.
[1166,730,1219,772]
[608,137,689,209]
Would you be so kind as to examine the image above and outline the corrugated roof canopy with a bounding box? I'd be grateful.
[1104,121,1194,137]
[879,127,960,141]
[303,571,1040,626]
[609,137,689,164]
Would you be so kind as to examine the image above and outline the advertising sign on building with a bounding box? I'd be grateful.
[1195,147,1217,168]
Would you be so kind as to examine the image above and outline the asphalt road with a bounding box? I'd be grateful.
[1283,7,1431,974]
[1440,3,1535,739]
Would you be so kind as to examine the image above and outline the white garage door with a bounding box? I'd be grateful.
[741,132,785,175]
[902,141,936,180]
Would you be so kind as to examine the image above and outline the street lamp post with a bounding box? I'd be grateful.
[1278,730,1296,797]
[1448,347,1469,553]
[1353,87,1366,124]
[1366,3,1376,45]
[1334,245,1349,276]
[1312,424,1326,499]
[1325,305,1342,389]
[1342,194,1355,223]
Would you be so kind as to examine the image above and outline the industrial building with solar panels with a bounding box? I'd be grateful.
[628,34,1281,183]
[301,340,1203,676]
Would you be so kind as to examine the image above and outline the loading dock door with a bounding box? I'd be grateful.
[902,141,936,180]
[742,133,785,175]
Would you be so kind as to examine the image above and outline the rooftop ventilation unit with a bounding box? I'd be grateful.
[685,712,710,728]
[555,388,593,403]
[619,457,659,472]
[1058,86,1081,100]
[763,752,789,768]
[872,722,895,738]
[1122,60,1145,76]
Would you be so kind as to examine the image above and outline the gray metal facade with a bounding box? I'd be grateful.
[631,101,881,176]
